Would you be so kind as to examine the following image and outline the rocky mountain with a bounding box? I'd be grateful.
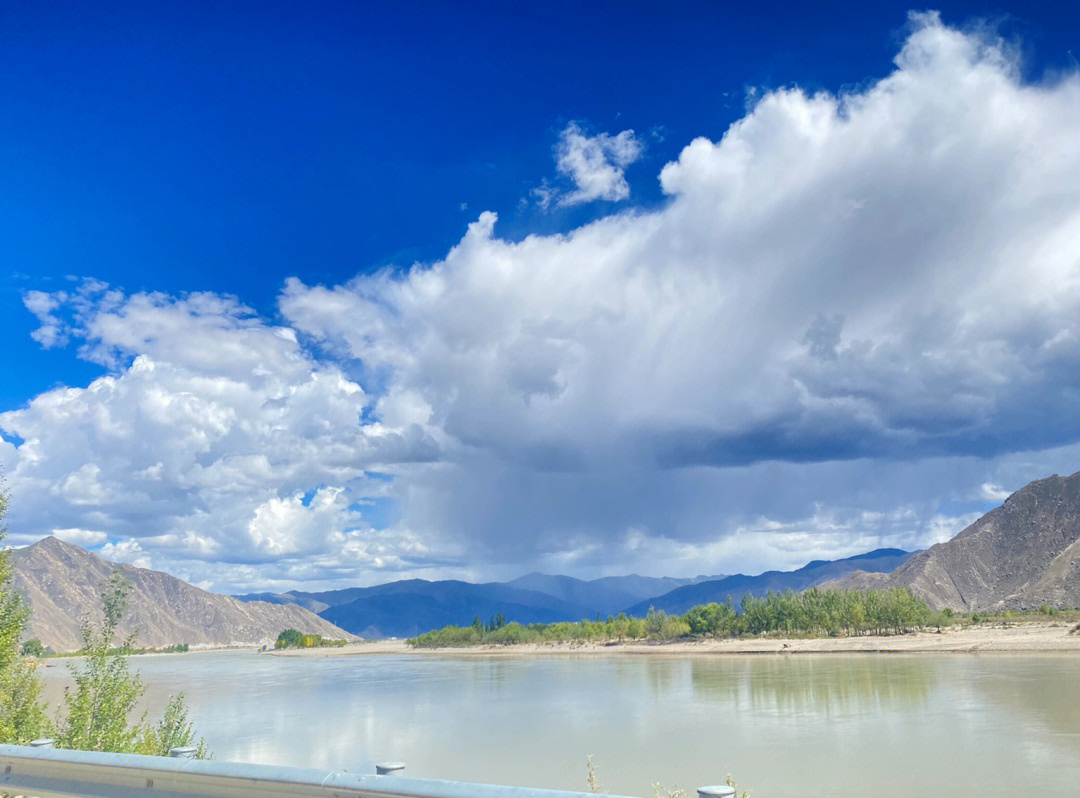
[624,548,914,616]
[833,473,1080,610]
[10,537,354,652]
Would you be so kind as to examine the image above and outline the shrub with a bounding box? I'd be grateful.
[274,629,345,649]
[57,572,209,757]
[21,638,46,658]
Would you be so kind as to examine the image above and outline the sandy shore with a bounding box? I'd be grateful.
[267,621,1080,657]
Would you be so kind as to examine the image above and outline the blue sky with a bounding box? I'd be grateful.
[3,3,1080,590]
[6,0,1078,406]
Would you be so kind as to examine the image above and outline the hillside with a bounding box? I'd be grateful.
[833,473,1080,610]
[10,537,354,652]
[624,548,914,615]
[315,579,592,638]
[242,574,716,623]
[504,573,702,616]
[233,550,913,637]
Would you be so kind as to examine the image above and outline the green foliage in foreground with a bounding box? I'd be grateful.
[409,587,936,648]
[57,571,210,757]
[0,479,52,743]
[274,629,347,649]
[0,475,210,755]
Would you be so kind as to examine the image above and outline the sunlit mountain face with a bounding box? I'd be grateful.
[4,3,1080,592]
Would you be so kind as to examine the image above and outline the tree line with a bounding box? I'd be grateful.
[409,587,939,647]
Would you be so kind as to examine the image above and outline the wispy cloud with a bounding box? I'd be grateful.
[533,121,643,208]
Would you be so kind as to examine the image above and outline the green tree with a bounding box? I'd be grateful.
[0,474,53,743]
[57,572,145,752]
[21,638,46,657]
[57,571,209,756]
[275,629,305,649]
[135,694,210,758]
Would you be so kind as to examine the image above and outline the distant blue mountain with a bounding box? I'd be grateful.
[504,572,728,616]
[233,549,911,638]
[297,579,592,638]
[622,548,914,616]
[506,573,676,616]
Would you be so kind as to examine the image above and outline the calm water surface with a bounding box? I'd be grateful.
[38,651,1080,797]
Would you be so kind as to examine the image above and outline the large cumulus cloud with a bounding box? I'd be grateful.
[5,14,1080,588]
[1,284,443,588]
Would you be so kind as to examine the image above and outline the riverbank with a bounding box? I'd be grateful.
[267,621,1080,657]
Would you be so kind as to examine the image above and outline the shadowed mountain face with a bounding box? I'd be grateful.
[623,549,914,616]
[503,573,714,617]
[233,553,910,638]
[10,537,354,652]
[313,580,593,638]
[834,473,1080,611]
[243,573,723,628]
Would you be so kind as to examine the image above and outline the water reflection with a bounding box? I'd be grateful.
[687,656,935,715]
[35,652,1080,798]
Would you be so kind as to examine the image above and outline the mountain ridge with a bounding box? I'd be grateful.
[830,473,1080,610]
[233,549,913,637]
[10,536,355,652]
[622,548,914,616]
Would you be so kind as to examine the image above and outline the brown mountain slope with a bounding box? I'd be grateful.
[831,472,1080,610]
[10,537,355,652]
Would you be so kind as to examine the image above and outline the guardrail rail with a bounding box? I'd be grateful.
[0,743,734,798]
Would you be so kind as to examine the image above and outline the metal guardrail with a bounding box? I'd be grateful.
[0,743,735,798]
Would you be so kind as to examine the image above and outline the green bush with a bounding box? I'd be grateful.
[274,629,347,649]
[57,572,210,757]
[21,638,46,657]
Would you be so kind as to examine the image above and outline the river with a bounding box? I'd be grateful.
[36,651,1080,797]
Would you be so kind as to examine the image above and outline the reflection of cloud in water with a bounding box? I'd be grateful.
[31,651,1080,798]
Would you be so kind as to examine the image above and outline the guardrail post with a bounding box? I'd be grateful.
[697,786,735,798]
[29,739,54,748]
[376,761,406,776]
[170,747,197,758]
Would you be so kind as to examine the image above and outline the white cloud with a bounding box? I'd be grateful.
[51,528,108,547]
[6,15,1080,589]
[534,121,643,208]
[278,15,1080,578]
[0,286,444,587]
[23,290,68,348]
[99,538,152,569]
[980,482,1012,502]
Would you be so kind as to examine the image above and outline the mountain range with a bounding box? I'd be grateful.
[623,548,914,615]
[832,471,1080,610]
[235,550,912,638]
[9,536,353,652]
[15,470,1080,648]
